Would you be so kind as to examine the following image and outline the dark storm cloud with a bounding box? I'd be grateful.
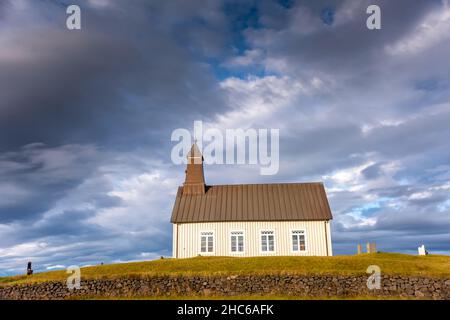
[0,2,6,18]
[248,0,439,74]
[320,7,335,26]
[0,0,228,151]
[0,143,103,222]
[276,124,363,179]
[24,209,102,241]
[365,110,450,158]
[361,163,382,180]
[367,185,410,198]
[376,209,450,234]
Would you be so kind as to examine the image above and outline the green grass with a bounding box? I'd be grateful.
[1,253,449,288]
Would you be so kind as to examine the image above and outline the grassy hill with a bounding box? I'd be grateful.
[1,253,449,288]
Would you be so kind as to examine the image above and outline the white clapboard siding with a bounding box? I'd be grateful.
[173,221,332,258]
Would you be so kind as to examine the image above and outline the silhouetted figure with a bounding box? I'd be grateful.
[27,261,33,275]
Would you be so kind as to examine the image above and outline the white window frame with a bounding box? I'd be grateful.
[229,230,245,254]
[199,230,215,255]
[290,229,307,253]
[259,229,276,254]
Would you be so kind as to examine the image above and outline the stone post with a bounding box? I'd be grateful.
[357,244,362,254]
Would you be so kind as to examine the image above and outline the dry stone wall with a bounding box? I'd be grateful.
[0,274,449,300]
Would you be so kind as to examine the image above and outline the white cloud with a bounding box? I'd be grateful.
[0,183,31,207]
[88,168,178,233]
[361,119,406,135]
[0,242,48,258]
[409,191,432,200]
[88,0,113,8]
[46,264,65,270]
[224,49,264,67]
[214,75,311,129]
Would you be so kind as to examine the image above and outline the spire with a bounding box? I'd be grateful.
[183,142,206,195]
[187,141,203,164]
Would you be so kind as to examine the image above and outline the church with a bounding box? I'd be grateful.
[170,143,333,258]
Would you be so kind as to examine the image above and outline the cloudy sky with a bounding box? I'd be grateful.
[1,0,450,275]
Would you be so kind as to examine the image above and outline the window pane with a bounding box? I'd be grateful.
[201,236,206,252]
[268,235,274,251]
[299,235,305,251]
[208,236,213,252]
[292,234,297,250]
[238,236,244,252]
[237,235,243,252]
[231,236,236,252]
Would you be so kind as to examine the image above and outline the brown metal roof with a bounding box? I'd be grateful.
[170,182,333,223]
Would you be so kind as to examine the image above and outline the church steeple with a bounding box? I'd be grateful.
[183,142,206,195]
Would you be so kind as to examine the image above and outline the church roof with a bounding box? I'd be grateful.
[170,182,333,223]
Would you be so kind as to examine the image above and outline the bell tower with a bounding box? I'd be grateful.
[183,142,206,195]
